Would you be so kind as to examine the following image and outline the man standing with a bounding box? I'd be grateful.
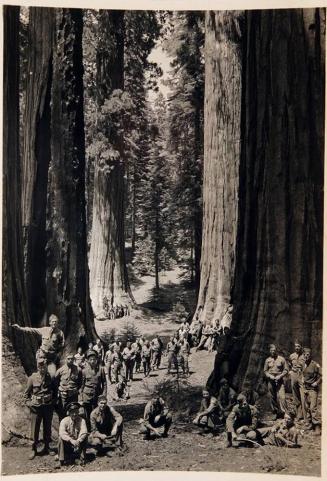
[289,341,305,420]
[166,336,179,375]
[302,348,322,432]
[13,314,65,376]
[140,394,172,440]
[24,359,56,459]
[55,353,83,420]
[122,341,136,381]
[104,345,114,384]
[226,394,259,447]
[111,345,123,383]
[93,339,105,365]
[57,402,88,467]
[131,338,142,373]
[80,350,107,425]
[178,336,191,376]
[89,396,124,453]
[141,340,152,377]
[264,344,288,419]
[151,335,164,370]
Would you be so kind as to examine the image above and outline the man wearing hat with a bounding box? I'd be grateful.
[58,401,88,466]
[289,341,305,420]
[55,353,83,420]
[13,314,65,377]
[24,358,56,459]
[140,393,172,440]
[80,350,107,427]
[193,389,221,431]
[264,344,288,419]
[226,393,259,447]
[88,396,124,454]
[301,348,322,432]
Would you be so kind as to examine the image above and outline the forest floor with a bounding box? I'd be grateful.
[2,268,322,476]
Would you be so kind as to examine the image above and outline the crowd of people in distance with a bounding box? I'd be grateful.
[102,298,130,320]
[12,311,322,467]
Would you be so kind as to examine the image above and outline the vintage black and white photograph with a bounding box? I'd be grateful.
[2,2,325,477]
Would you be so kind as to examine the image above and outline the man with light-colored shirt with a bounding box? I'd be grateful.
[289,341,305,420]
[264,344,288,419]
[57,402,88,467]
[12,314,64,376]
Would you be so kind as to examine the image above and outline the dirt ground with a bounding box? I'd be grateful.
[1,270,322,476]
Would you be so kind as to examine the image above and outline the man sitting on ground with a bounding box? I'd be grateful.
[217,378,236,421]
[57,402,88,467]
[140,393,172,440]
[88,396,123,454]
[225,393,259,447]
[255,412,300,447]
[193,389,221,433]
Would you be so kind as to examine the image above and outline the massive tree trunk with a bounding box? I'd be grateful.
[21,8,54,326]
[231,8,325,388]
[3,5,39,373]
[46,8,96,350]
[89,10,134,319]
[195,11,244,325]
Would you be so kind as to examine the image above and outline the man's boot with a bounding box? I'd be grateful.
[225,432,233,448]
[29,447,37,460]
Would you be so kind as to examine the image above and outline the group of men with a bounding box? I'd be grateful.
[12,314,322,467]
[263,342,321,432]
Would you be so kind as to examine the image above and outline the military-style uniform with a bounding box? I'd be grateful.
[58,410,88,464]
[193,395,221,429]
[217,386,236,419]
[264,355,288,416]
[55,364,83,419]
[89,405,123,448]
[131,341,142,372]
[302,359,321,426]
[151,338,163,370]
[104,349,114,383]
[24,369,56,452]
[257,419,299,447]
[111,351,123,383]
[178,340,190,375]
[140,398,172,439]
[122,346,136,381]
[141,344,152,377]
[289,351,305,417]
[16,325,64,376]
[226,403,259,434]
[80,364,107,424]
[166,341,178,373]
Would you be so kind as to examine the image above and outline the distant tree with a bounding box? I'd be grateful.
[164,11,204,288]
[89,10,134,318]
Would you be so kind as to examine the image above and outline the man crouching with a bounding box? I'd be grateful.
[88,396,123,455]
[57,402,88,467]
[140,393,172,440]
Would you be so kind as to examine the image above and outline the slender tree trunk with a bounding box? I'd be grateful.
[195,11,244,325]
[89,11,134,319]
[3,5,38,373]
[155,209,160,290]
[46,8,96,350]
[21,8,54,326]
[231,9,325,388]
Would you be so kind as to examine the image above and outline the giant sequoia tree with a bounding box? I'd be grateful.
[15,7,96,363]
[200,9,324,390]
[232,8,325,388]
[3,6,38,372]
[195,11,243,325]
[46,9,96,349]
[89,11,134,319]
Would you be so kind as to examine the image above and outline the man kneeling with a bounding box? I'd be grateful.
[140,393,172,440]
[58,402,88,466]
[88,396,123,454]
